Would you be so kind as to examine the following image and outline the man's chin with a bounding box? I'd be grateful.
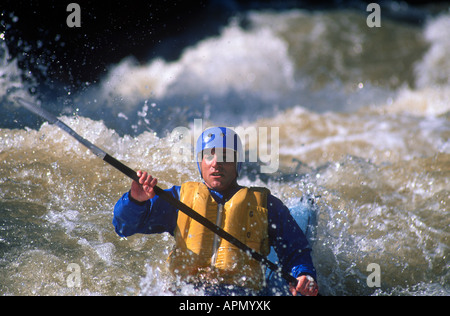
[206,180,227,192]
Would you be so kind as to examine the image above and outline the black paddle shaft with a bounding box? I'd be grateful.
[16,97,299,287]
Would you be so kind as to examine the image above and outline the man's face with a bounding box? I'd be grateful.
[200,148,238,192]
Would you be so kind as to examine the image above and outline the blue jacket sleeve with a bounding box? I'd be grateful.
[113,186,180,238]
[267,195,317,281]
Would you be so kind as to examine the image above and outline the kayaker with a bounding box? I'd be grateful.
[113,127,318,296]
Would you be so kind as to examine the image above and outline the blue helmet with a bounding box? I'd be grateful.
[195,127,244,178]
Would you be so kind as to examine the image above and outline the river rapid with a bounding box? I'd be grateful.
[1,4,449,296]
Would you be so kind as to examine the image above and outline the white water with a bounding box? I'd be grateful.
[1,8,449,296]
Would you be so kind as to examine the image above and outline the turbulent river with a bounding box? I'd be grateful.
[1,5,449,295]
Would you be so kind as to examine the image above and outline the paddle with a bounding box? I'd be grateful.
[15,97,299,287]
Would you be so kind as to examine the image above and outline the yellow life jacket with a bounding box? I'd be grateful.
[168,182,270,290]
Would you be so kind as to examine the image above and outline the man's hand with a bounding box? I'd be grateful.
[130,170,158,202]
[290,275,319,296]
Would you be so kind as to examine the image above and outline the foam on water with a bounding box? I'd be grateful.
[415,13,450,88]
[98,18,295,105]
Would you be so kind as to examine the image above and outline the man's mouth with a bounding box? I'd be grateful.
[211,172,223,177]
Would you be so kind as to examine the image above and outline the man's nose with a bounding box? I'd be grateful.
[210,155,223,167]
[211,156,218,167]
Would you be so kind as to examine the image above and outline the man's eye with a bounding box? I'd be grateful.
[204,154,214,161]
